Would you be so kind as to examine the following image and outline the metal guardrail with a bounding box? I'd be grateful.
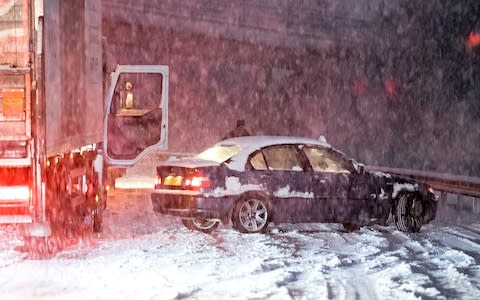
[369,166,480,214]
[121,153,480,213]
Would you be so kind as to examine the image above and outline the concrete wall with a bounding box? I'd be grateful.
[101,0,480,177]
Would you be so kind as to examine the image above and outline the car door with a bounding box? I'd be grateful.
[302,146,355,222]
[103,65,168,165]
[248,145,313,223]
[348,168,387,221]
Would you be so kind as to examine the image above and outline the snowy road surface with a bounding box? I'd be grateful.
[1,189,480,300]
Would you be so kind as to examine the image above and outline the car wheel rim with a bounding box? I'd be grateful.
[192,218,217,230]
[410,198,424,230]
[239,199,268,232]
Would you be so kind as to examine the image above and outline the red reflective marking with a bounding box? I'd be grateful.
[384,79,396,95]
[467,32,480,48]
[353,78,368,97]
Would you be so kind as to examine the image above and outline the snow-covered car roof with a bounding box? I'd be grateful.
[217,135,331,171]
[218,135,330,149]
[162,136,333,171]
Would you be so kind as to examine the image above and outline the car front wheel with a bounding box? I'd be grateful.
[343,223,360,232]
[232,193,271,233]
[394,192,425,233]
[182,218,219,233]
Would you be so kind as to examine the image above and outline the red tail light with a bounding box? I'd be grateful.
[157,170,211,190]
[154,176,162,189]
[184,176,211,190]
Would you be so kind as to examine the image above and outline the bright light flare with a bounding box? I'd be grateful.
[467,32,480,49]
[184,176,211,189]
[384,79,396,95]
[0,186,31,201]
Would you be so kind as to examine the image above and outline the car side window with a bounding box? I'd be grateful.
[250,151,268,170]
[262,146,303,171]
[304,147,351,173]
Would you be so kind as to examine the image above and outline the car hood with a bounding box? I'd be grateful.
[158,157,220,168]
[386,173,433,197]
[368,169,424,186]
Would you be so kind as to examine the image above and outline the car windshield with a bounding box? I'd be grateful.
[196,143,242,163]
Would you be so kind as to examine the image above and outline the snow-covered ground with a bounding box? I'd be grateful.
[1,189,479,300]
[1,177,480,299]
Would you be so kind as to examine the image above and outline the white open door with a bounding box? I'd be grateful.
[103,65,168,165]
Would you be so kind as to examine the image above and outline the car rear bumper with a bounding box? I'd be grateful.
[151,191,233,222]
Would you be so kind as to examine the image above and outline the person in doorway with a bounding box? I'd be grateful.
[120,81,134,109]
[125,81,134,109]
[223,119,251,139]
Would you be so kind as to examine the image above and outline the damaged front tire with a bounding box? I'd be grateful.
[394,192,425,233]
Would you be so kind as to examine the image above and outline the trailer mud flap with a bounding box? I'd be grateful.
[103,65,169,166]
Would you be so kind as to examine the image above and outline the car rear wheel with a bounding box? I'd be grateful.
[342,223,360,232]
[182,218,219,233]
[394,192,425,233]
[232,194,271,233]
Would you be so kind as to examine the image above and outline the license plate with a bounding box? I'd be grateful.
[163,175,183,186]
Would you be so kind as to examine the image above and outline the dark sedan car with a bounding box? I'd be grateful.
[151,136,437,233]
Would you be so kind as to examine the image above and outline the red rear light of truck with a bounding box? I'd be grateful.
[0,141,28,158]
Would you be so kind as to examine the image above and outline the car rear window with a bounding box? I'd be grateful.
[196,143,242,163]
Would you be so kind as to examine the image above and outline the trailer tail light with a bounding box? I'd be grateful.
[1,88,25,117]
[0,185,31,202]
[0,141,28,158]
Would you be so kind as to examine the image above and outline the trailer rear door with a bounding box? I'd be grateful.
[103,65,168,165]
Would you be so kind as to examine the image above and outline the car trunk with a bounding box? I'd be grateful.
[156,165,212,191]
